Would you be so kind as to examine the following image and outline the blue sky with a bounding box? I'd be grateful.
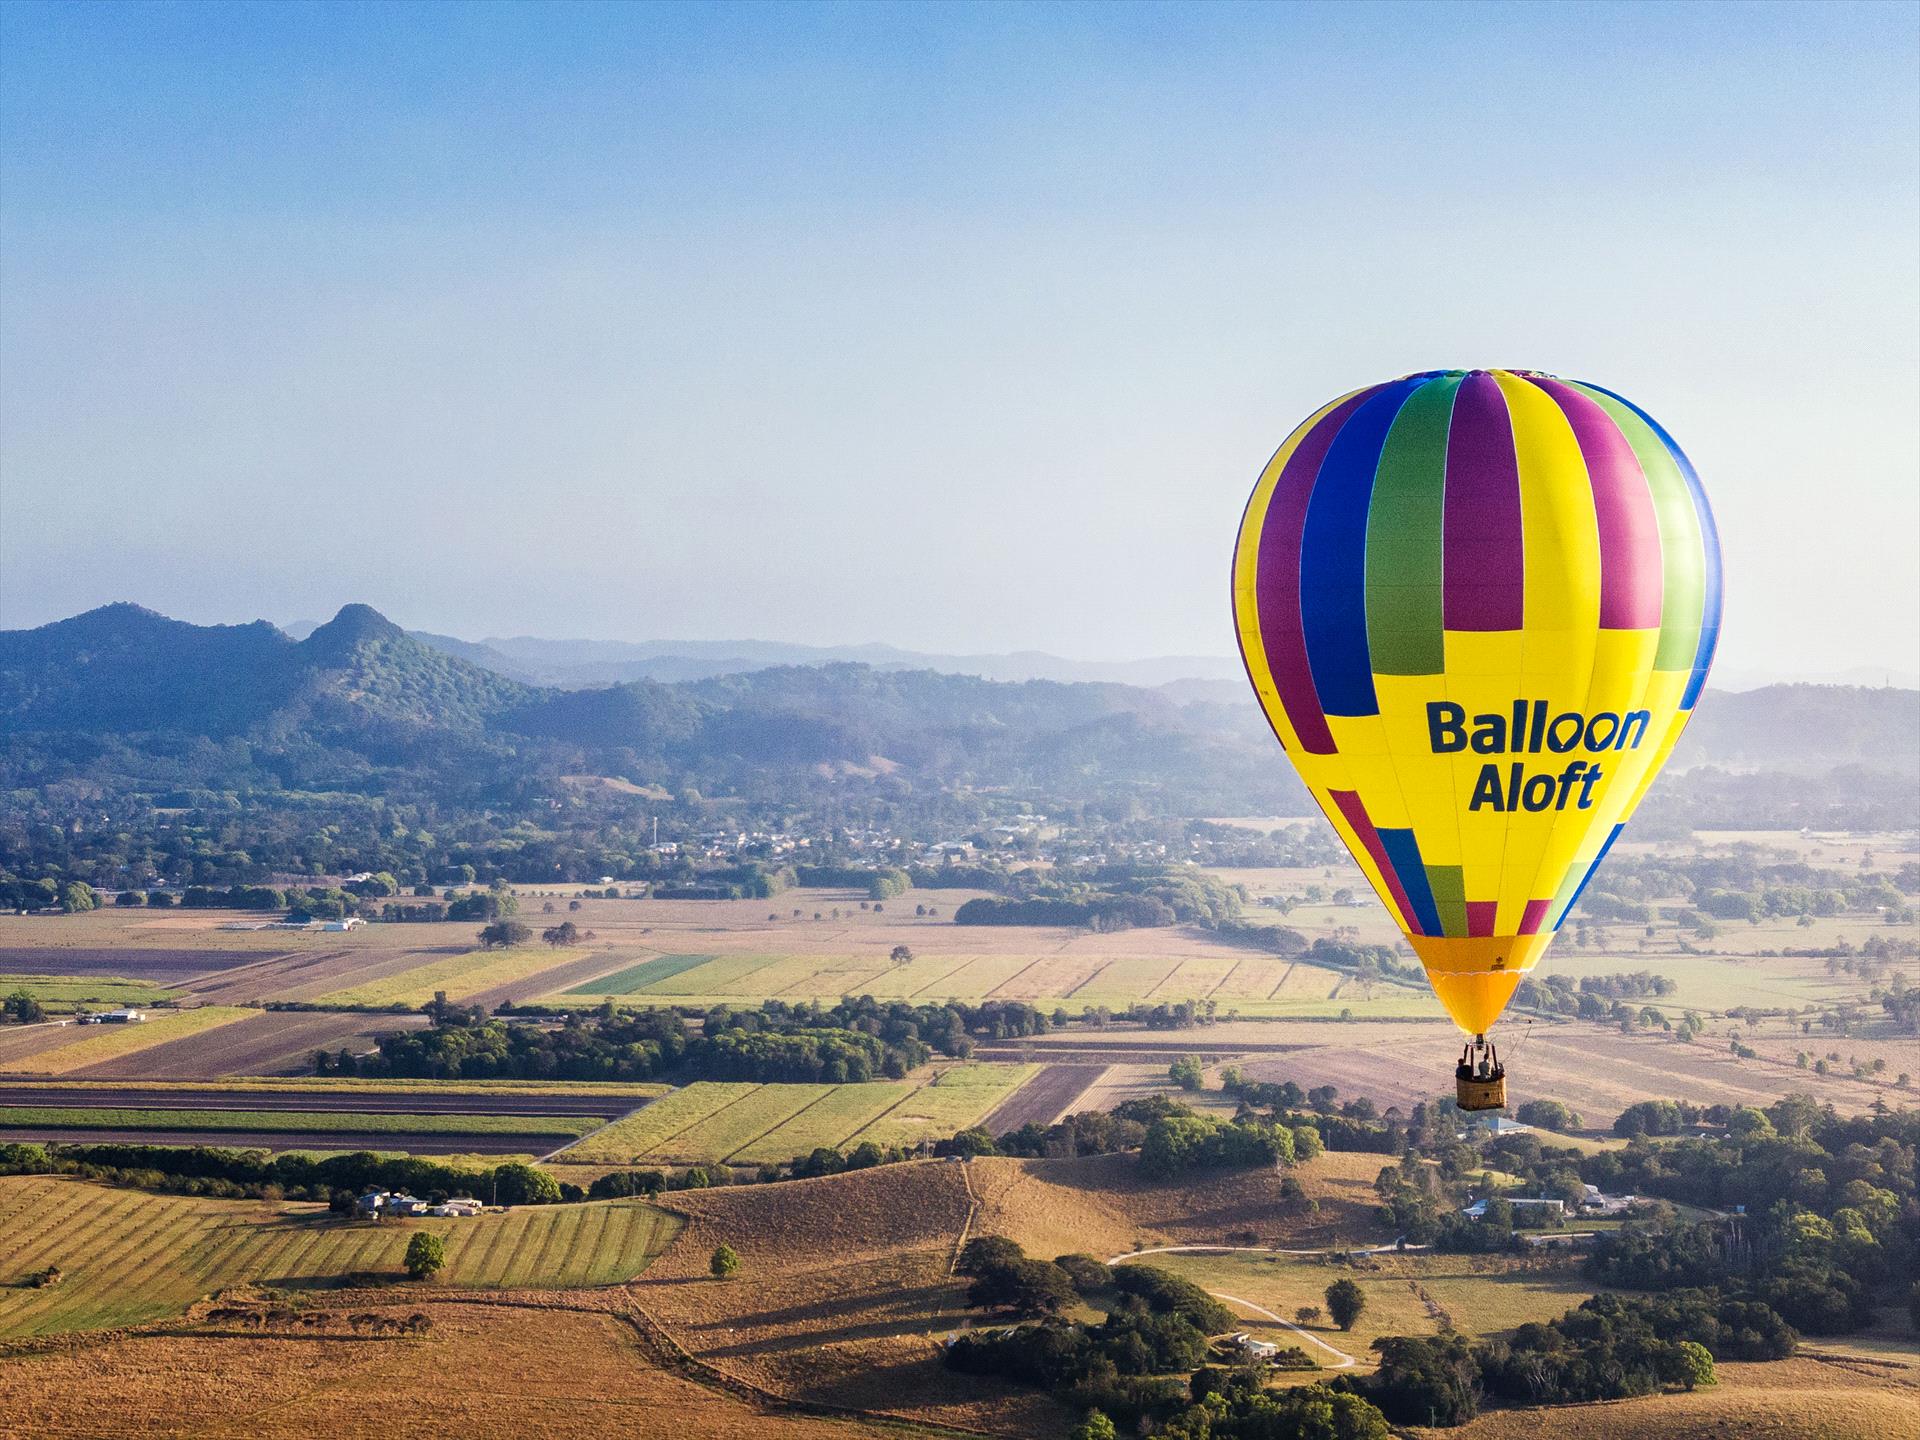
[2,0,1915,679]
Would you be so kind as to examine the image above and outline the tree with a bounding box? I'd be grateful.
[541,920,579,947]
[1169,1054,1205,1091]
[4,990,47,1025]
[1673,1339,1716,1390]
[889,944,914,967]
[60,882,98,914]
[478,919,532,949]
[1295,1305,1322,1326]
[1326,1278,1366,1331]
[491,1162,561,1205]
[1069,1412,1116,1440]
[967,1257,1076,1317]
[710,1243,739,1280]
[404,1231,445,1280]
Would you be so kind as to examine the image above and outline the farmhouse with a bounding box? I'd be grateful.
[77,1008,146,1024]
[1227,1333,1280,1359]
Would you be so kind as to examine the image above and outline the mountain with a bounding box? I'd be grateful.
[0,603,530,739]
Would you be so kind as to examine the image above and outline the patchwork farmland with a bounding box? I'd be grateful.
[0,1176,680,1337]
[554,1065,1034,1166]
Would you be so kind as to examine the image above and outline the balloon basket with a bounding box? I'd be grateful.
[1455,1036,1506,1112]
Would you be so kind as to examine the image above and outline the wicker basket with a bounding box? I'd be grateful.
[1456,1070,1508,1111]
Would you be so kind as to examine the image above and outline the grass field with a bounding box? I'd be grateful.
[0,1007,253,1075]
[1137,1249,1598,1356]
[0,1175,680,1337]
[556,1066,1037,1165]
[838,1065,1036,1150]
[0,975,182,1011]
[311,945,589,1008]
[558,1082,762,1163]
[0,1105,605,1138]
[558,953,713,995]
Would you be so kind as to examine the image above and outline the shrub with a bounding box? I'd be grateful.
[709,1243,739,1280]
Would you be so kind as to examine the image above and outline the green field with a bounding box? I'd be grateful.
[0,1175,681,1336]
[0,976,183,1011]
[0,1106,605,1139]
[726,1081,924,1164]
[558,1083,762,1163]
[559,954,715,995]
[556,1066,1037,1165]
[834,1065,1035,1151]
[312,946,588,1008]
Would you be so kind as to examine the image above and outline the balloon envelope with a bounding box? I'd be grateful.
[1232,370,1721,1034]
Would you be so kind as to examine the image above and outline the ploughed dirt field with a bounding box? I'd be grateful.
[975,1062,1106,1131]
[0,947,277,980]
[56,1010,433,1079]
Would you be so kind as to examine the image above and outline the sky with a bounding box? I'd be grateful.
[2,0,1916,681]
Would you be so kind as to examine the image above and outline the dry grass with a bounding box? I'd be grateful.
[965,1149,1392,1261]
[638,1159,1066,1436]
[1424,1355,1920,1440]
[0,1300,907,1439]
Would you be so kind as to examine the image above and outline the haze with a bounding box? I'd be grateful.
[2,1,1916,681]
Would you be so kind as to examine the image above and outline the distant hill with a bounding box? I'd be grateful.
[0,603,530,739]
[1669,683,1920,776]
[408,630,1246,689]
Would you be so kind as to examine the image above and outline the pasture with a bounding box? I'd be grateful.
[0,1175,680,1337]
[0,1300,912,1440]
[1136,1249,1599,1359]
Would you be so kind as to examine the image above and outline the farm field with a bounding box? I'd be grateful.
[310,945,591,1008]
[557,952,715,995]
[556,1065,1035,1166]
[0,1104,605,1139]
[0,1006,252,1075]
[67,1009,435,1080]
[0,1300,910,1440]
[0,974,181,1011]
[0,1175,680,1337]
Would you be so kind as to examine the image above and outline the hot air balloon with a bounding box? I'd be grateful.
[1232,370,1721,1108]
